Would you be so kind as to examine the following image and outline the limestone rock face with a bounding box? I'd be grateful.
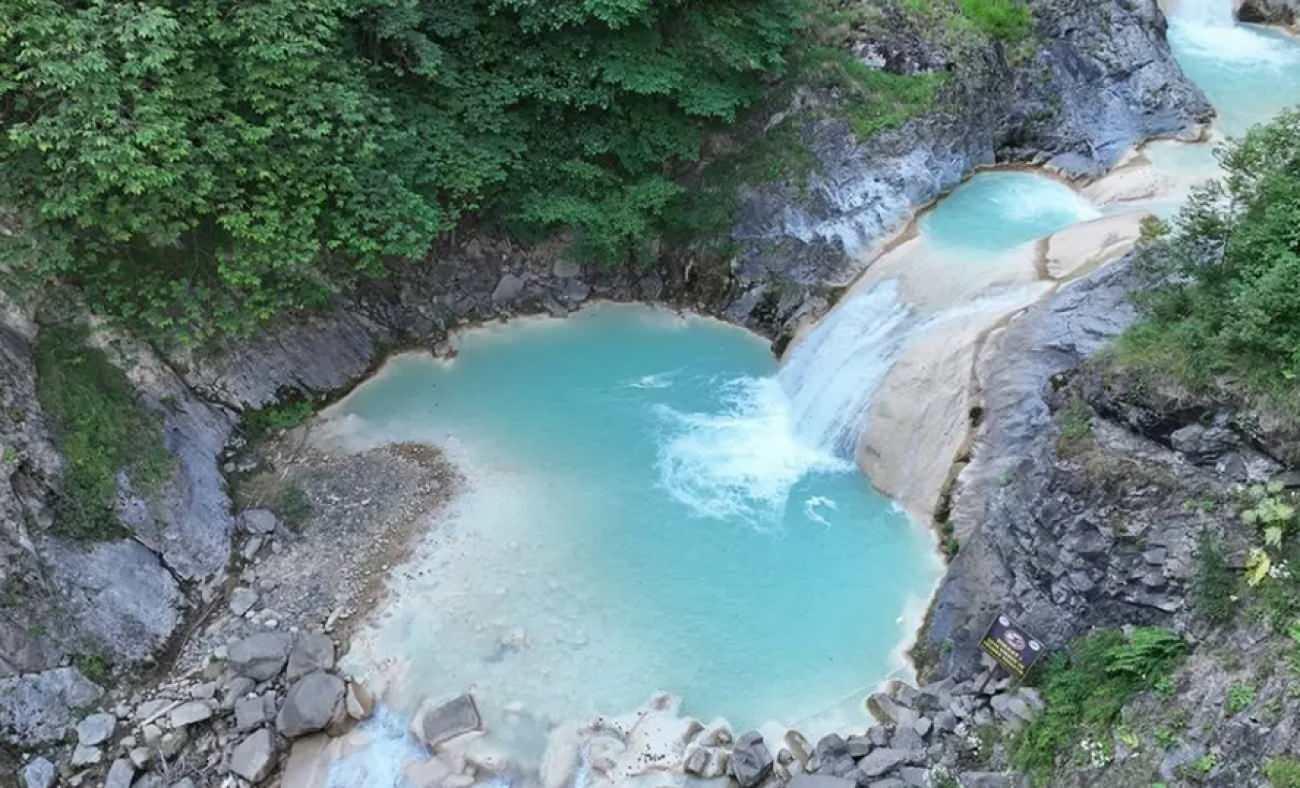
[0,667,102,746]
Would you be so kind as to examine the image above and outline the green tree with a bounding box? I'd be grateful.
[1,0,802,339]
[1124,110,1300,399]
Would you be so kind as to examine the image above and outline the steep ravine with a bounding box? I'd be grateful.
[0,0,1214,785]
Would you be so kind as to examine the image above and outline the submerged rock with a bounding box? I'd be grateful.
[411,693,483,749]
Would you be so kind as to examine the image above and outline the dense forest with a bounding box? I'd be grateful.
[1,0,1035,340]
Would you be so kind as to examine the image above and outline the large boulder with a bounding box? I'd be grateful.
[230,727,278,783]
[104,758,136,788]
[276,671,345,738]
[0,667,102,746]
[729,731,773,788]
[285,633,334,682]
[228,633,293,681]
[409,693,482,749]
[20,757,55,788]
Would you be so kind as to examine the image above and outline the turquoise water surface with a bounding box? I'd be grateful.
[326,305,940,752]
[919,170,1100,253]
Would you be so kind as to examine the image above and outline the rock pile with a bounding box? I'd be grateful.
[15,632,372,788]
[676,676,1042,788]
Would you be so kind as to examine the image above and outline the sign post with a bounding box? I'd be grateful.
[978,612,1045,685]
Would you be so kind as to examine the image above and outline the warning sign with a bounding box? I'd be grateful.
[979,612,1045,678]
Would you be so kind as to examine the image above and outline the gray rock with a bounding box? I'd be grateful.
[785,729,813,766]
[868,693,917,727]
[76,712,116,746]
[235,695,268,731]
[958,773,1012,788]
[846,735,872,757]
[285,633,335,682]
[789,775,855,788]
[238,509,279,534]
[229,587,259,616]
[684,746,710,776]
[20,757,55,788]
[345,682,374,721]
[890,725,924,752]
[912,717,932,738]
[856,748,917,778]
[228,632,293,681]
[815,732,848,760]
[867,726,891,747]
[230,727,278,783]
[169,700,214,728]
[730,731,773,788]
[223,676,256,709]
[105,758,136,788]
[0,667,103,746]
[492,274,525,303]
[897,766,929,787]
[410,693,482,748]
[277,671,345,738]
[70,744,103,767]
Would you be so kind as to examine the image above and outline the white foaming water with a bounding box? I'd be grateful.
[1170,0,1300,68]
[654,376,851,527]
[328,707,427,787]
[778,280,917,456]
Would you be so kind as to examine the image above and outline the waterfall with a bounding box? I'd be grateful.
[1171,0,1234,25]
[777,280,917,458]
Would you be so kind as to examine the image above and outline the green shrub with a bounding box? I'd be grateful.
[958,0,1034,41]
[798,45,946,141]
[241,400,315,441]
[1267,756,1300,788]
[1124,110,1300,413]
[35,325,173,540]
[1193,533,1238,625]
[275,484,313,530]
[1226,683,1256,714]
[1012,628,1186,786]
[1056,397,1094,455]
[72,653,112,686]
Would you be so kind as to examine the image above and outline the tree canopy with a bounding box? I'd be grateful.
[1,0,802,338]
[1123,109,1300,403]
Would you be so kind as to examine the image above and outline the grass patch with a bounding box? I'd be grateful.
[241,400,315,442]
[1267,757,1300,788]
[274,483,314,530]
[1226,683,1256,714]
[956,0,1034,41]
[35,325,173,540]
[1193,533,1238,626]
[798,45,947,141]
[1013,628,1186,786]
[72,653,112,686]
[1056,396,1094,455]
